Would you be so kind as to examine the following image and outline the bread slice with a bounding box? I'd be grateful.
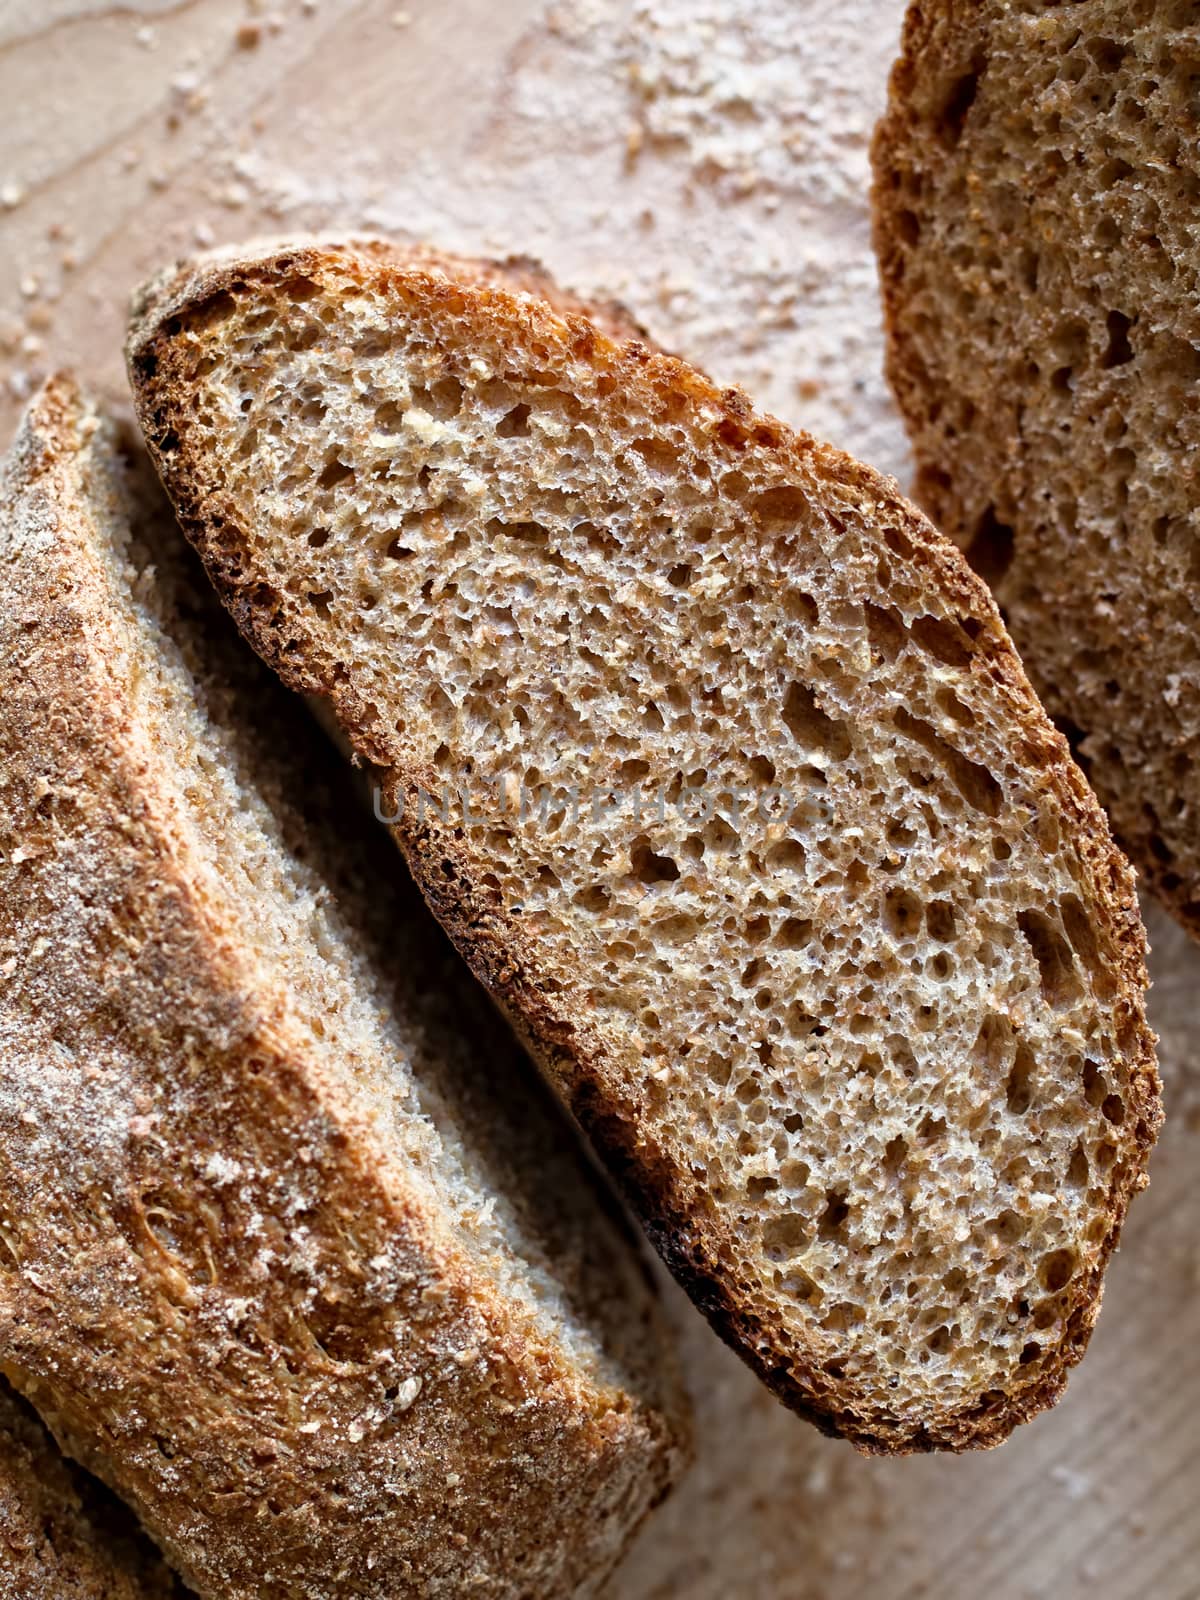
[126,239,1161,1453]
[0,375,687,1598]
[0,1377,184,1600]
[872,1,1200,936]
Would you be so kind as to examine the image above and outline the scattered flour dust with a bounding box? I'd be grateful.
[224,0,913,480]
[622,0,888,207]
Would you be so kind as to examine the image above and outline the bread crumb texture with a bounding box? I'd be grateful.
[0,1376,184,1599]
[127,240,1160,1453]
[873,0,1200,934]
[0,375,686,1599]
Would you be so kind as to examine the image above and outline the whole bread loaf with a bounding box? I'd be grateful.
[0,1377,183,1600]
[872,0,1200,935]
[0,375,686,1598]
[127,239,1160,1453]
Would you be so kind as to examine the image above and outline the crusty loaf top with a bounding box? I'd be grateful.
[0,374,686,1598]
[873,0,1200,936]
[127,238,1160,1452]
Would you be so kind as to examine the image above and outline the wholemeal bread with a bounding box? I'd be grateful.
[0,375,687,1598]
[126,239,1161,1453]
[0,1377,184,1600]
[872,0,1200,935]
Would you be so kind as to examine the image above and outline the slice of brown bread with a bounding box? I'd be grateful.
[0,375,687,1599]
[126,238,1161,1454]
[0,1377,185,1600]
[872,0,1200,935]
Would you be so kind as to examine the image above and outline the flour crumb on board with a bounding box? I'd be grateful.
[611,0,911,472]
[622,0,874,204]
[1050,1464,1094,1502]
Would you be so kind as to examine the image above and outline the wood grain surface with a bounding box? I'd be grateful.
[1,4,1196,1598]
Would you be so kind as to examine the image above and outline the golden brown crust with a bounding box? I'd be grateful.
[126,239,1161,1453]
[0,375,686,1596]
[872,0,1200,938]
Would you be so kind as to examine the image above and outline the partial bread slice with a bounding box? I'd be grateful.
[0,1378,184,1600]
[0,375,686,1598]
[127,240,1160,1453]
[872,1,1200,936]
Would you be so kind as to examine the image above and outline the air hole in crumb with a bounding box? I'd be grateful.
[762,1213,810,1259]
[911,614,975,668]
[781,1266,820,1303]
[865,602,907,662]
[937,687,975,727]
[776,916,812,950]
[497,403,532,438]
[940,67,981,143]
[1101,310,1134,369]
[884,1135,908,1174]
[964,505,1015,586]
[1018,909,1083,1008]
[782,682,852,760]
[886,818,918,850]
[893,708,1002,815]
[817,1189,850,1240]
[630,836,679,885]
[1067,1143,1090,1187]
[753,485,809,522]
[1038,1249,1078,1293]
[317,458,355,490]
[1102,1093,1126,1125]
[766,838,807,873]
[1006,1044,1037,1114]
[884,886,923,939]
[574,884,610,914]
[1060,894,1114,995]
[307,527,330,549]
[992,1209,1025,1244]
[283,274,319,302]
[632,436,677,473]
[926,900,956,942]
[783,589,819,625]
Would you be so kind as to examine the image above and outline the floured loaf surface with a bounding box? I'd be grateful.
[0,373,686,1599]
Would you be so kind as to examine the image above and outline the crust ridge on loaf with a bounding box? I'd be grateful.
[0,374,687,1599]
[0,1376,185,1600]
[127,239,1160,1453]
[872,0,1200,935]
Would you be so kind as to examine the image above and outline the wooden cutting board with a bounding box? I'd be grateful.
[1,4,1196,1597]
